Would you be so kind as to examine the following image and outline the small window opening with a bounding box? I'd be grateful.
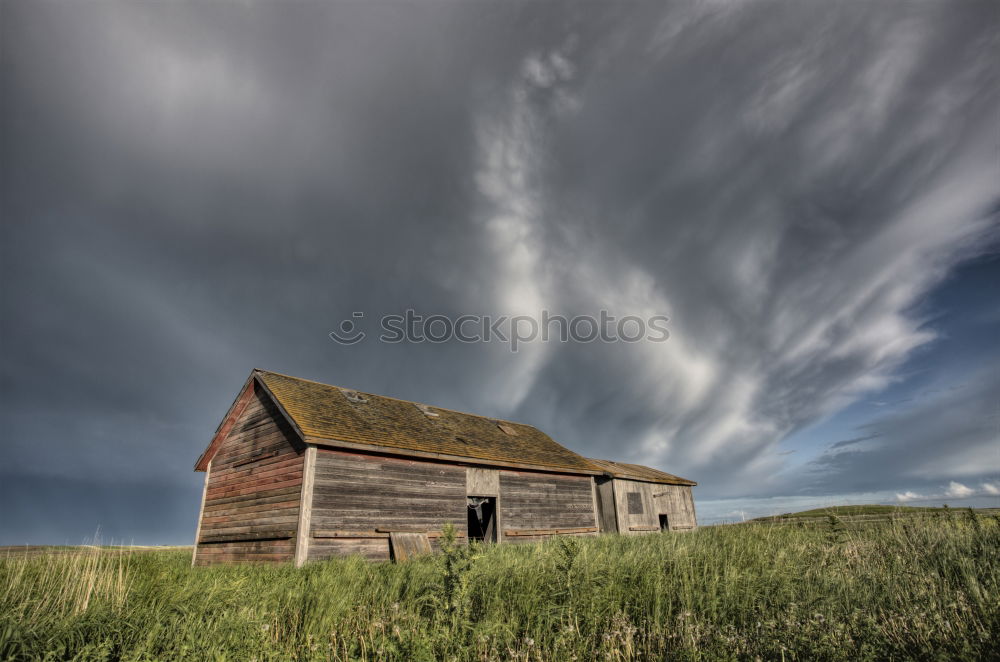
[339,388,368,404]
[659,514,670,531]
[415,403,439,418]
[467,496,497,543]
[627,492,644,515]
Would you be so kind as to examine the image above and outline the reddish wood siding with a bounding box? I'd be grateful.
[194,390,304,565]
[308,449,467,562]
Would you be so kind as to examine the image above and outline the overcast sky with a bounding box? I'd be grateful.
[2,1,998,544]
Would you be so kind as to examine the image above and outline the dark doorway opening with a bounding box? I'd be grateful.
[659,514,670,531]
[467,497,497,542]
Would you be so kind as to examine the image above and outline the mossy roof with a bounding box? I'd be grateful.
[254,369,598,474]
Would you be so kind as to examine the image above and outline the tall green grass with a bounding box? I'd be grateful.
[2,511,997,661]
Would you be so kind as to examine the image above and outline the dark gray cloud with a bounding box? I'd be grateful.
[1,1,998,542]
[829,433,881,450]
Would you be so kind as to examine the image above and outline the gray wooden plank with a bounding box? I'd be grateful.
[389,532,432,561]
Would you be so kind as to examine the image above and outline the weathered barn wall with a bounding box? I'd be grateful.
[193,390,304,565]
[654,484,697,530]
[305,451,599,560]
[308,449,467,561]
[499,471,598,543]
[611,478,696,534]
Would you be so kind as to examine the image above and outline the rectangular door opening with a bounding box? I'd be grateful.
[659,514,670,531]
[467,496,497,542]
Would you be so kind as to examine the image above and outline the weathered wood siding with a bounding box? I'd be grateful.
[611,478,696,533]
[308,450,467,562]
[194,390,304,565]
[499,471,598,543]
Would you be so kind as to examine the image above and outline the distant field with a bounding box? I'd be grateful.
[2,511,997,661]
[0,545,189,559]
[753,503,1000,522]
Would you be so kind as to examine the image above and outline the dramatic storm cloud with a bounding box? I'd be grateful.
[2,1,998,542]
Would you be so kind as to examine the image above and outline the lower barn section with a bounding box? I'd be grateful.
[306,449,598,562]
[309,537,390,561]
[307,449,467,563]
[194,539,296,564]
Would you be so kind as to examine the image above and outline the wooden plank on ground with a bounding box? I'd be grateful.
[389,532,432,562]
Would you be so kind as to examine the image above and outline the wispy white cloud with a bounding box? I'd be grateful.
[471,42,583,411]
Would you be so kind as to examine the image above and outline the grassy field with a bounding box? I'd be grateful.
[2,508,997,661]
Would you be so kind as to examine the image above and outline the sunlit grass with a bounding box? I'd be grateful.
[2,510,997,661]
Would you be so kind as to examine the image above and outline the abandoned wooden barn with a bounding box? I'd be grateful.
[192,369,697,565]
